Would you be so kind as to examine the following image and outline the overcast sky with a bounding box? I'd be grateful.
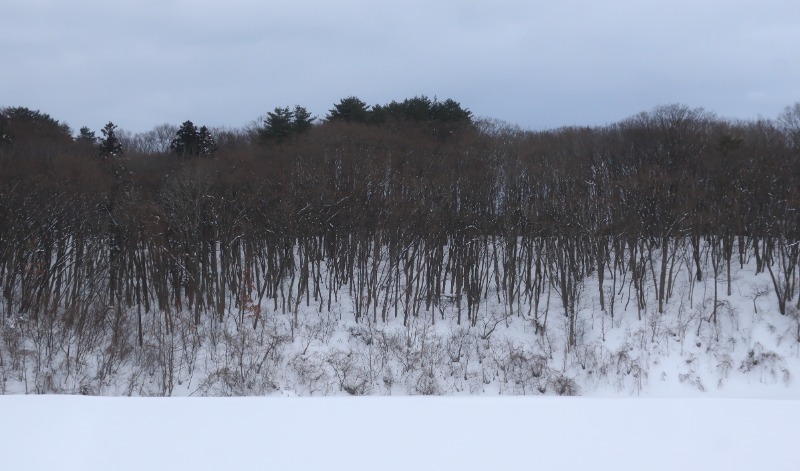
[2,0,799,134]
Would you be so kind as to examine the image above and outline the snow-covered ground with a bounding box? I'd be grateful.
[1,395,797,470]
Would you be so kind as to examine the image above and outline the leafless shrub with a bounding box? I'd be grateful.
[787,305,800,343]
[289,351,333,395]
[172,310,204,385]
[678,373,705,392]
[298,312,338,354]
[440,326,477,392]
[95,306,135,392]
[0,322,25,375]
[199,320,289,396]
[747,282,771,315]
[124,343,169,396]
[445,327,471,364]
[0,341,5,393]
[607,343,649,393]
[548,373,579,396]
[347,324,374,347]
[491,339,548,395]
[479,310,510,341]
[413,368,441,395]
[386,320,427,374]
[326,348,371,395]
[739,342,791,385]
[716,353,734,388]
[573,344,613,389]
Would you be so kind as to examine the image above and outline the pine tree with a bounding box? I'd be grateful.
[99,122,123,158]
[76,126,97,144]
[170,120,199,157]
[4,107,72,138]
[292,106,315,134]
[398,96,434,122]
[431,98,472,124]
[197,126,217,157]
[259,107,295,142]
[326,97,370,123]
[0,106,73,144]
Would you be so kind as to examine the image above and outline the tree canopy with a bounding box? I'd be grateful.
[326,96,370,123]
[0,106,73,145]
[99,121,123,158]
[170,120,217,157]
[326,95,472,135]
[76,126,97,144]
[258,105,316,143]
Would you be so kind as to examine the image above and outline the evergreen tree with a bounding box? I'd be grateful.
[4,107,72,138]
[260,107,295,142]
[76,126,97,144]
[197,126,218,157]
[431,98,472,124]
[99,122,123,158]
[169,121,217,157]
[368,103,390,125]
[258,106,315,144]
[355,96,472,130]
[292,105,315,134]
[170,120,199,157]
[398,96,434,122]
[327,96,370,123]
[0,106,73,144]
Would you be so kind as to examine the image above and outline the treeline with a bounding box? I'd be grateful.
[0,99,798,351]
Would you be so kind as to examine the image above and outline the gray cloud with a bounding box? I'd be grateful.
[2,0,798,134]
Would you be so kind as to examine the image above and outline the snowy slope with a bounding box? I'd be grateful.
[1,243,798,398]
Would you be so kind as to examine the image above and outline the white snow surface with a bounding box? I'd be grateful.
[1,395,797,471]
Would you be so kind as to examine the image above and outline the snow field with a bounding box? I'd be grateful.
[1,395,797,471]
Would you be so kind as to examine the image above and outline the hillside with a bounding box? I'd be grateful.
[1,102,798,397]
[2,245,798,397]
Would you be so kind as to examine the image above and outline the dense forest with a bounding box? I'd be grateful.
[0,98,798,395]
